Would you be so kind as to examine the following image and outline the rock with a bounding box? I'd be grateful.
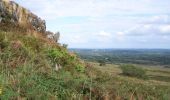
[53,32,60,42]
[45,31,54,39]
[0,0,46,33]
[45,31,60,43]
[55,63,62,71]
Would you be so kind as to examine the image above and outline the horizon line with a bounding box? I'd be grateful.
[68,48,170,50]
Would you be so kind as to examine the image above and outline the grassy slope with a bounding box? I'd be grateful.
[0,25,170,99]
[0,26,88,99]
[90,62,170,100]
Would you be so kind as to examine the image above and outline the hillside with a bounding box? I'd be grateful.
[0,0,87,99]
[1,0,170,100]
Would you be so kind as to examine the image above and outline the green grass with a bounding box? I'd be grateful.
[120,64,147,79]
[1,26,170,99]
[88,62,170,99]
[0,28,88,99]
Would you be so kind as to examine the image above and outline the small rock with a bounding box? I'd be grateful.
[55,64,62,71]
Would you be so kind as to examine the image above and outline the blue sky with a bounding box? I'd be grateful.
[14,0,170,48]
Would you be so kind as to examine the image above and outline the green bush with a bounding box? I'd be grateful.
[120,64,147,79]
[47,48,64,64]
[75,64,85,73]
[47,48,76,67]
[98,60,106,66]
[0,32,9,49]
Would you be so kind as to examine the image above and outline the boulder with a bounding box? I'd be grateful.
[0,0,46,33]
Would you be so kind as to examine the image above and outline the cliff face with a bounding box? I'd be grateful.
[0,0,46,33]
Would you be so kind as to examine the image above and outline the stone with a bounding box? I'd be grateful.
[53,32,60,42]
[0,0,46,33]
[55,63,62,71]
[45,31,60,43]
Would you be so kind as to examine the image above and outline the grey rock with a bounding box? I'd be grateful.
[55,63,62,71]
[45,31,60,43]
[0,0,46,33]
[53,32,60,42]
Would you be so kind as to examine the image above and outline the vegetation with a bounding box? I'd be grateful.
[1,26,170,99]
[91,62,170,100]
[0,26,87,99]
[0,21,170,100]
[120,64,147,79]
[70,49,170,66]
[62,44,68,49]
[98,60,106,66]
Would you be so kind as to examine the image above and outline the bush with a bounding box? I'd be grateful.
[120,64,147,79]
[62,44,68,48]
[75,64,85,73]
[98,60,106,66]
[47,48,64,64]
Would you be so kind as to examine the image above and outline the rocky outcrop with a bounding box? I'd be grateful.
[46,31,60,43]
[0,0,46,33]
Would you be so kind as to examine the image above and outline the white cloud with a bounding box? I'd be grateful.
[116,32,124,36]
[115,32,125,41]
[98,31,112,38]
[14,0,170,19]
[124,24,170,36]
[121,15,170,36]
[159,25,170,33]
[13,0,170,48]
[145,15,170,24]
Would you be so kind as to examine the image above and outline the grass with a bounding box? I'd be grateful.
[0,27,88,99]
[88,62,170,99]
[120,64,147,79]
[0,25,170,99]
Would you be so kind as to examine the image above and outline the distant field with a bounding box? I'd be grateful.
[70,49,170,66]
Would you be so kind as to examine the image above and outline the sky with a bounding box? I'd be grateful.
[14,0,170,49]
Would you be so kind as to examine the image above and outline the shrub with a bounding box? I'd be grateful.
[47,48,64,65]
[120,64,147,79]
[46,48,74,66]
[62,44,68,48]
[98,60,106,66]
[75,64,85,73]
[0,32,9,49]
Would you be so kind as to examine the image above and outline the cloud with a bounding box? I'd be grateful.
[144,15,170,24]
[115,32,125,41]
[14,0,170,19]
[119,15,170,36]
[13,0,170,48]
[124,24,170,36]
[98,31,112,38]
[159,25,170,33]
[95,31,113,43]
